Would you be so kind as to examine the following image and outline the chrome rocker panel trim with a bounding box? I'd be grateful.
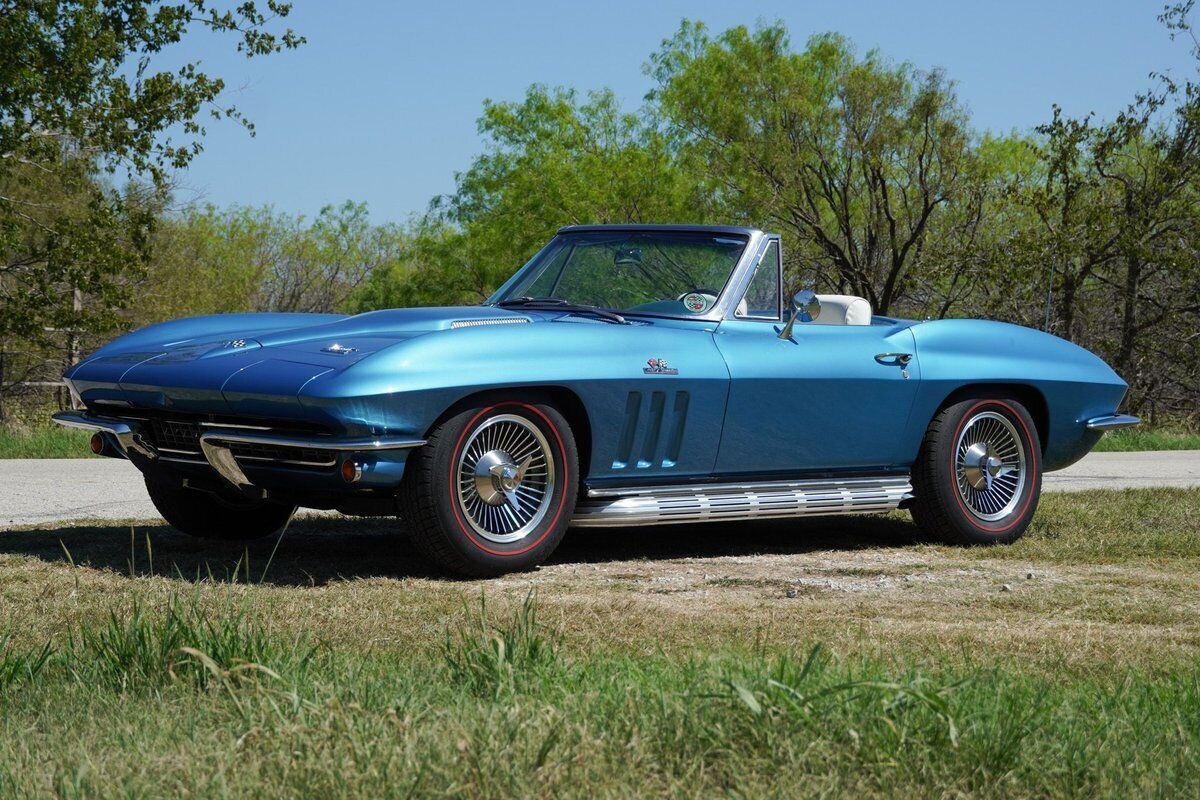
[572,475,912,527]
[1085,414,1141,431]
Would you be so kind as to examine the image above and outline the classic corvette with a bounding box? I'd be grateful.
[54,224,1138,576]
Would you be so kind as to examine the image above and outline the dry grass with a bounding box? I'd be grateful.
[2,488,1197,670]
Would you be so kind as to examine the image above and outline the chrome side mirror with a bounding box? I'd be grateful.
[779,290,820,339]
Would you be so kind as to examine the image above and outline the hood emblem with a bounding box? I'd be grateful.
[643,358,678,375]
[322,343,358,355]
[225,339,247,348]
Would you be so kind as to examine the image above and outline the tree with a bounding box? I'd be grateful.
[414,85,709,305]
[970,5,1200,418]
[0,162,154,402]
[347,219,477,312]
[648,22,975,315]
[914,134,1042,322]
[0,0,302,415]
[141,202,403,324]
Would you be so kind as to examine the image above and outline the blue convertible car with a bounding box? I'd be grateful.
[55,225,1138,576]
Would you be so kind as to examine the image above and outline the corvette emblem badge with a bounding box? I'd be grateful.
[682,292,709,313]
[643,358,678,375]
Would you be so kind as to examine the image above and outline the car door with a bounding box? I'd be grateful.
[712,240,921,475]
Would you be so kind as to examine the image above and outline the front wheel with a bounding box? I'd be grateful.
[144,477,296,540]
[910,396,1042,545]
[400,398,578,577]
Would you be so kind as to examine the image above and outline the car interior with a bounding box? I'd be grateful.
[734,293,872,324]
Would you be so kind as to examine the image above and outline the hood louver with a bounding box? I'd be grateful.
[450,317,531,329]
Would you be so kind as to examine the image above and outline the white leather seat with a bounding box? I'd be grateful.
[813,294,872,325]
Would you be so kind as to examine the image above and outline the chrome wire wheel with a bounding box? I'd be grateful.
[953,410,1027,521]
[455,414,555,544]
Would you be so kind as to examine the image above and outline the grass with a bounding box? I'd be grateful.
[0,488,1199,796]
[0,423,95,458]
[1092,425,1200,451]
[3,597,1200,797]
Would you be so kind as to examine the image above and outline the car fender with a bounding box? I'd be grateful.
[904,319,1128,470]
[297,318,732,480]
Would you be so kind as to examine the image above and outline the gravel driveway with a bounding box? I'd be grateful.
[2,450,1197,529]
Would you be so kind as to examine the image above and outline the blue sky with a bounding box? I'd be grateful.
[167,0,1195,222]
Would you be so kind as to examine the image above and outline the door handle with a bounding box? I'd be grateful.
[875,352,912,366]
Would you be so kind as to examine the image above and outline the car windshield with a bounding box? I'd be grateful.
[494,230,748,318]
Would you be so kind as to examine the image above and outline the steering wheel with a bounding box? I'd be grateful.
[676,288,720,314]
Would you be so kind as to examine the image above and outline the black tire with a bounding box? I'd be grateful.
[910,395,1042,545]
[144,477,295,541]
[400,397,578,577]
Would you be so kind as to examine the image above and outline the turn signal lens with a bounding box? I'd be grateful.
[89,433,104,454]
[341,459,362,483]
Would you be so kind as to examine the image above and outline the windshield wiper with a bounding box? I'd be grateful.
[496,297,628,325]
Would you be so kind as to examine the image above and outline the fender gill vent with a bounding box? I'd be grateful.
[450,317,531,329]
[612,390,690,470]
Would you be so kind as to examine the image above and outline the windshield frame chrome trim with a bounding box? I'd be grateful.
[726,234,784,322]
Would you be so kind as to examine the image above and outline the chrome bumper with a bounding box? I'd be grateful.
[1085,414,1141,431]
[197,428,425,492]
[51,411,158,460]
[52,411,425,491]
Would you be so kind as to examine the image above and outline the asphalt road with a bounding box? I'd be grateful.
[1,450,1198,529]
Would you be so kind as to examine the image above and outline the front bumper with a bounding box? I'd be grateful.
[51,411,426,494]
[1085,414,1141,431]
[52,411,159,460]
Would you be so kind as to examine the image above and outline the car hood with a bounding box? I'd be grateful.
[66,306,535,415]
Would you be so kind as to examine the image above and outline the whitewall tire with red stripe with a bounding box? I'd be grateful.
[400,396,578,577]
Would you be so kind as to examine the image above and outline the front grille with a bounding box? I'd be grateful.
[228,441,334,466]
[91,405,336,470]
[150,419,202,453]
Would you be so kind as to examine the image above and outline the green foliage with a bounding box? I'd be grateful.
[430,85,710,304]
[139,201,405,324]
[351,86,712,311]
[0,1,302,415]
[647,23,974,314]
[346,217,477,311]
[0,1,302,182]
[0,162,155,410]
[721,645,966,748]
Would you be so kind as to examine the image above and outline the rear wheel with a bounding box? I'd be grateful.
[400,397,578,577]
[910,396,1042,545]
[144,477,295,540]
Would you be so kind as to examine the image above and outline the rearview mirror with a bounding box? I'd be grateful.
[779,290,820,339]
